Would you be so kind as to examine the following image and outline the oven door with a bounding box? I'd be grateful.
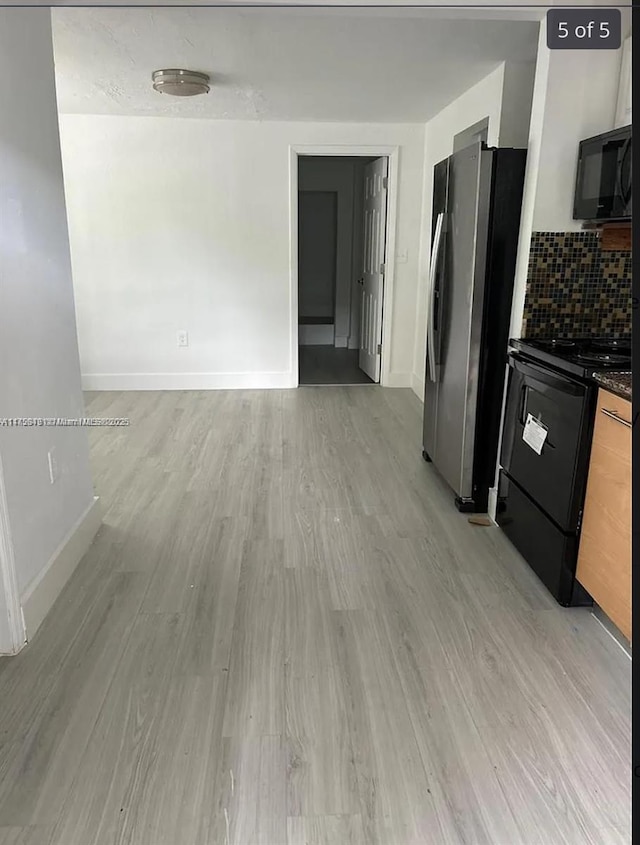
[573,128,632,221]
[500,354,594,532]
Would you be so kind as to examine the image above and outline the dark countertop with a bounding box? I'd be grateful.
[591,371,632,402]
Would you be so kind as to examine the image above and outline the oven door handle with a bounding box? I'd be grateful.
[509,354,586,397]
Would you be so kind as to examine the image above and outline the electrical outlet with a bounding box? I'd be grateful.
[396,249,408,264]
[177,330,189,348]
[47,448,58,484]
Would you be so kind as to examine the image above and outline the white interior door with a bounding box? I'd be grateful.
[359,157,388,382]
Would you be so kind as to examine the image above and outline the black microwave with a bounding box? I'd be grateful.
[573,125,632,221]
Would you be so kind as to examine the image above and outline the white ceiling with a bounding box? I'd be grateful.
[51,8,539,123]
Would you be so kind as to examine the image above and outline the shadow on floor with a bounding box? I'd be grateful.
[299,345,374,385]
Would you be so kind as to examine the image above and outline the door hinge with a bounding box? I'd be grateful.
[382,176,388,189]
[380,262,385,274]
[377,343,382,355]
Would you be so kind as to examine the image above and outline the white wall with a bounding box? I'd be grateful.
[508,16,625,339]
[499,61,537,148]
[530,41,621,232]
[59,116,425,389]
[411,60,536,398]
[614,35,632,129]
[298,190,337,322]
[0,469,15,649]
[298,157,359,347]
[0,8,96,650]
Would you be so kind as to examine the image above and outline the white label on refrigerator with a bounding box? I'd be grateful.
[522,413,548,455]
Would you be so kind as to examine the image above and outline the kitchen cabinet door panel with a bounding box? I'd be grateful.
[576,390,631,640]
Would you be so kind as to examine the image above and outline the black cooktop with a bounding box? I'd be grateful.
[509,337,631,379]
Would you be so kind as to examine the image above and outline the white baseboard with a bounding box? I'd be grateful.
[21,496,102,640]
[384,372,412,388]
[334,336,348,349]
[411,373,425,401]
[347,337,359,350]
[299,324,334,346]
[81,372,294,391]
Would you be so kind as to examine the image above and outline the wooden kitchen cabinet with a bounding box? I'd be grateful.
[576,389,631,640]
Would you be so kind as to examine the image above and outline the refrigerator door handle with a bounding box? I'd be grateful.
[427,212,445,383]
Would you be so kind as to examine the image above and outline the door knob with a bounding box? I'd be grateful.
[357,277,364,285]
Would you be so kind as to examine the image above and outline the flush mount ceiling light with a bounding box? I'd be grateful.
[151,69,210,97]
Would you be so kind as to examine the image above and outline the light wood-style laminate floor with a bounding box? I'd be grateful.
[0,388,631,845]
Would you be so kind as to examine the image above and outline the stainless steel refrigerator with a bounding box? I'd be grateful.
[422,141,527,513]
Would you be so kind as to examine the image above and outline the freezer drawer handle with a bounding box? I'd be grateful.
[601,408,632,428]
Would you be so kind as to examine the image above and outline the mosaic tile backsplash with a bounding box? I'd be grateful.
[521,231,632,339]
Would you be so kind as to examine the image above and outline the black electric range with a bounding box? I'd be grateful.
[509,337,631,379]
[496,336,631,607]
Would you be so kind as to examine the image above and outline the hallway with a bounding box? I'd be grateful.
[298,346,374,385]
[0,388,631,845]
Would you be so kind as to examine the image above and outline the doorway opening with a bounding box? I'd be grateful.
[296,155,389,385]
